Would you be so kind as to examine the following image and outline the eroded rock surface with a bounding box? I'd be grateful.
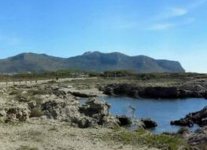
[79,98,119,128]
[0,106,30,122]
[102,83,180,99]
[171,106,207,127]
[102,80,207,99]
[0,83,119,129]
[187,127,207,149]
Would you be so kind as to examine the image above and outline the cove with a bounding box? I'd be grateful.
[101,96,207,133]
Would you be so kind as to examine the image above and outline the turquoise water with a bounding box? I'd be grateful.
[101,97,207,133]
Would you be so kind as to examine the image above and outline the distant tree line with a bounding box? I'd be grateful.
[0,69,206,82]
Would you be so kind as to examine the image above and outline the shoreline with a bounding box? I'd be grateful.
[101,82,207,99]
[0,76,206,149]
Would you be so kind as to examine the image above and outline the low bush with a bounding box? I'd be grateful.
[102,128,189,150]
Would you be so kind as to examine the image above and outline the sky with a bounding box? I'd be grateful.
[0,0,207,73]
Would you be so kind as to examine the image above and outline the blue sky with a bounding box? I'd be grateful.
[0,0,207,73]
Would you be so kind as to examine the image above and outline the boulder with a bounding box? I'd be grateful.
[116,115,132,126]
[40,100,81,121]
[79,98,119,127]
[141,118,157,129]
[79,98,110,118]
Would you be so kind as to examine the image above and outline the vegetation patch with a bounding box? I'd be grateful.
[30,107,44,118]
[28,89,49,95]
[101,128,189,150]
[21,130,44,143]
[17,145,39,150]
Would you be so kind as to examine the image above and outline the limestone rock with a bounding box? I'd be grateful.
[171,106,207,127]
[5,106,30,122]
[79,98,119,127]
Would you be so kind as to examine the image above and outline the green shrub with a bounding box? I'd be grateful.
[30,107,44,117]
[28,89,48,95]
[102,128,189,150]
[17,146,38,150]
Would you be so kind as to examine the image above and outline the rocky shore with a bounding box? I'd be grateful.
[0,81,161,150]
[161,105,207,149]
[101,79,207,99]
[172,126,207,149]
[0,84,121,128]
[0,76,207,149]
[0,82,134,150]
[171,106,207,127]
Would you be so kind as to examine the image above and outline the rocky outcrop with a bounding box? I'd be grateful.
[102,83,179,99]
[69,91,96,98]
[179,80,207,98]
[144,87,179,98]
[6,84,119,128]
[79,98,110,117]
[103,84,141,98]
[27,97,119,128]
[171,119,194,127]
[102,81,207,99]
[0,106,30,122]
[141,118,158,129]
[41,101,69,120]
[171,106,207,127]
[79,98,119,127]
[187,127,207,149]
[174,127,207,149]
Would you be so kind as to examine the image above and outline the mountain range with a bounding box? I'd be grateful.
[0,51,185,73]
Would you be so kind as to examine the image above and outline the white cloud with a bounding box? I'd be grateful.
[156,0,207,21]
[98,0,205,31]
[149,0,207,31]
[170,7,188,17]
[148,18,195,31]
[156,7,188,20]
[148,23,174,30]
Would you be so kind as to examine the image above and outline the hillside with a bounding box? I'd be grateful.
[0,51,185,73]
